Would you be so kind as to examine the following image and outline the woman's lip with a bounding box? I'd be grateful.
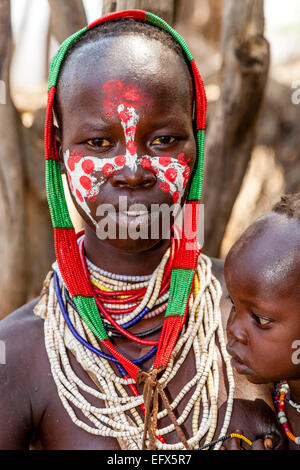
[122,211,149,217]
[107,210,157,227]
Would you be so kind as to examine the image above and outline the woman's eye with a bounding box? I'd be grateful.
[252,313,271,326]
[152,136,176,145]
[86,138,111,148]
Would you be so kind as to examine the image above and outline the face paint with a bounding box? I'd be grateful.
[64,81,191,225]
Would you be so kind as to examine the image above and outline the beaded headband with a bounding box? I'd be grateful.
[45,10,207,382]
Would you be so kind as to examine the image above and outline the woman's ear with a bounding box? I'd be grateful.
[54,125,66,173]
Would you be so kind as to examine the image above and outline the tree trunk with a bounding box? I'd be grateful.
[202,0,270,256]
[0,0,88,319]
[255,78,300,195]
[0,0,27,316]
[49,0,87,44]
[102,0,176,25]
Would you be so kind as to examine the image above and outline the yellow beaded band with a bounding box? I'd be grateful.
[230,433,253,447]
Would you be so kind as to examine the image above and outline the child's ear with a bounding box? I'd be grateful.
[54,125,66,173]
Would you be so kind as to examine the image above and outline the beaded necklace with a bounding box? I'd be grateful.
[34,253,235,449]
[274,380,300,446]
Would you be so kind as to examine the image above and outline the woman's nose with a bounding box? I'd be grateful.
[110,164,156,189]
[226,309,248,345]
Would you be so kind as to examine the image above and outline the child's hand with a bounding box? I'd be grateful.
[220,429,274,450]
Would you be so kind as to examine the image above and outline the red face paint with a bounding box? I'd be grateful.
[81,159,95,174]
[102,79,152,117]
[114,155,127,166]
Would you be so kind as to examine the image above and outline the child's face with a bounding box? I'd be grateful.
[56,36,196,251]
[224,214,300,384]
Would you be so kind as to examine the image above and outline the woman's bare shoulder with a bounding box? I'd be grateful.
[0,298,44,344]
[0,299,48,449]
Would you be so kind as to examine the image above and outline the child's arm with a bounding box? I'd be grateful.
[217,398,287,450]
[220,429,281,450]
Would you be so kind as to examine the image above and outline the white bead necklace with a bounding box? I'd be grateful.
[35,254,235,450]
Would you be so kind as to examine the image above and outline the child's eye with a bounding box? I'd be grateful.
[152,136,176,145]
[86,138,111,148]
[251,313,272,327]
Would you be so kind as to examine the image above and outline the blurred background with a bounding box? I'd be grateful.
[0,0,300,318]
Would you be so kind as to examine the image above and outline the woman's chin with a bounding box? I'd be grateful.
[97,234,168,253]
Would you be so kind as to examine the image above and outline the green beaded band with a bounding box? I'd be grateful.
[73,295,109,341]
[165,268,195,317]
[48,27,88,90]
[146,12,194,62]
[188,129,205,201]
[46,160,73,228]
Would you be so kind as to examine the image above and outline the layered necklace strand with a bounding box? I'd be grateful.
[34,250,235,450]
[274,381,300,446]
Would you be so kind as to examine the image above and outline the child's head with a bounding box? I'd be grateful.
[54,18,197,252]
[225,193,300,384]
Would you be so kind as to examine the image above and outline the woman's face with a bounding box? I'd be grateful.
[56,35,196,252]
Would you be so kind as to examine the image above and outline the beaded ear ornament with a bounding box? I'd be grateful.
[45,9,206,383]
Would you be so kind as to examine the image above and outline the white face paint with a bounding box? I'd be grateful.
[64,104,191,225]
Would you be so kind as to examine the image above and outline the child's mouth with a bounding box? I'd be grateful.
[227,346,253,375]
[230,356,250,374]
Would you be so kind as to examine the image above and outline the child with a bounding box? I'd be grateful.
[0,10,283,450]
[225,193,300,450]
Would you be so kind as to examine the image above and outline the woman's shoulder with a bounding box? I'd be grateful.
[0,298,44,343]
[0,299,48,448]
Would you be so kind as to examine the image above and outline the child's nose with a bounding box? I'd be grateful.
[110,165,156,189]
[226,311,248,345]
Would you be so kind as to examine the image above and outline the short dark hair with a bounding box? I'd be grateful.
[61,18,187,67]
[272,193,300,219]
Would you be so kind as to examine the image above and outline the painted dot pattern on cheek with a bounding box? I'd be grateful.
[114,155,126,166]
[82,159,95,174]
[141,157,152,169]
[102,163,115,177]
[68,158,75,172]
[79,175,92,191]
[172,191,180,204]
[165,168,178,183]
[76,189,84,203]
[159,182,171,193]
[159,156,171,167]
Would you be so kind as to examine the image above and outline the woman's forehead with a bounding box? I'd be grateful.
[57,35,193,116]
